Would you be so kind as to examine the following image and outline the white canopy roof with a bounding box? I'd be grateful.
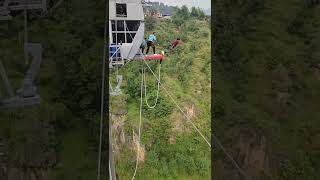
[109,0,144,21]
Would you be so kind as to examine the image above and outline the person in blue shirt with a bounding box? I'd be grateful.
[146,32,157,54]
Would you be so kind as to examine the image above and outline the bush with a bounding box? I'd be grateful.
[144,97,174,119]
[213,98,225,118]
[186,21,200,32]
[145,16,157,31]
[172,15,184,27]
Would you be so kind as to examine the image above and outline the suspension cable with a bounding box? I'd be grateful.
[212,135,251,179]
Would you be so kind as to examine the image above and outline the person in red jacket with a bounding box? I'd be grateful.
[165,38,182,53]
[171,38,182,49]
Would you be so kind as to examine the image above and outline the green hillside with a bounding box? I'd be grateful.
[213,0,320,179]
[110,7,211,179]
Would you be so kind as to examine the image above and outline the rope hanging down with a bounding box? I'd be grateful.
[143,63,161,109]
[131,62,161,180]
[131,62,145,180]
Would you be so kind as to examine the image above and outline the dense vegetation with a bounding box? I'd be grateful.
[0,0,107,179]
[110,6,211,179]
[213,0,320,179]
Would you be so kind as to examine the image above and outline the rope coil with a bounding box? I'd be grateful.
[143,63,161,109]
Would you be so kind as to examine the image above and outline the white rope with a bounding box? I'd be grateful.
[123,25,161,108]
[143,63,161,109]
[131,62,144,180]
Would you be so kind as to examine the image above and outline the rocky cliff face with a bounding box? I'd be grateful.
[237,134,271,180]
[213,0,320,179]
[213,132,273,180]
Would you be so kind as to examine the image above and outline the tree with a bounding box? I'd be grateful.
[189,7,206,20]
[145,16,157,31]
[179,5,190,19]
[197,8,205,19]
[191,7,199,17]
[172,15,184,27]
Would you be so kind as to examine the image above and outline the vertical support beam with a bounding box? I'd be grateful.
[24,1,28,65]
[0,60,14,97]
